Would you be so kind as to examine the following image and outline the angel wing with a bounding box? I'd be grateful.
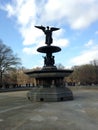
[50,27,60,31]
[35,25,45,31]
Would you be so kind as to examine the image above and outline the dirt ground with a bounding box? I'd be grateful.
[0,89,98,130]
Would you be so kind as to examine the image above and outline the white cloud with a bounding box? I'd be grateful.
[53,39,69,47]
[2,1,98,27]
[85,39,94,47]
[44,0,98,29]
[20,26,44,45]
[95,31,98,34]
[53,28,69,47]
[22,38,45,55]
[5,0,36,25]
[1,0,98,55]
[4,4,15,17]
[70,44,98,66]
[23,46,38,55]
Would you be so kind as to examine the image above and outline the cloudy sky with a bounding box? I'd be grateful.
[0,0,98,69]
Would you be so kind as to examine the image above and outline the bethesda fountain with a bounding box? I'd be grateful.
[25,25,73,102]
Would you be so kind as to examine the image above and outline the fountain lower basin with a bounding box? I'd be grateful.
[25,68,73,102]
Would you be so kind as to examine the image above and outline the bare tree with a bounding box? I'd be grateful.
[90,59,98,84]
[0,41,21,87]
[68,64,98,86]
[56,63,65,69]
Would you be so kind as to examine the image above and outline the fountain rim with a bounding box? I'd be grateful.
[25,69,73,78]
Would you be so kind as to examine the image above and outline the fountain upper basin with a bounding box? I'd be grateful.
[37,46,61,53]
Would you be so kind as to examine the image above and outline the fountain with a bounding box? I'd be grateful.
[25,25,73,102]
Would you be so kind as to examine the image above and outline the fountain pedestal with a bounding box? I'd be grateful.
[25,26,73,102]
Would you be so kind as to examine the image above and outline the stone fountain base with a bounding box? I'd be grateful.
[26,69,73,102]
[27,87,73,102]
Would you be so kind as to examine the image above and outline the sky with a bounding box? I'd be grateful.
[0,0,98,69]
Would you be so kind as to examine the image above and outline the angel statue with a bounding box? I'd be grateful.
[35,25,60,46]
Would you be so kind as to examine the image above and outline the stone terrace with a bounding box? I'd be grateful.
[0,89,98,130]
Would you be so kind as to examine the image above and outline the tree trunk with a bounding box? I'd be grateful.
[0,71,2,88]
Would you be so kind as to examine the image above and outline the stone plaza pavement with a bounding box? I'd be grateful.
[0,89,98,130]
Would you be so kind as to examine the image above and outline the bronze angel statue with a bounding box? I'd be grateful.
[35,25,60,46]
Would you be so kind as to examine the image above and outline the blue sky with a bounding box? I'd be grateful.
[0,0,98,69]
